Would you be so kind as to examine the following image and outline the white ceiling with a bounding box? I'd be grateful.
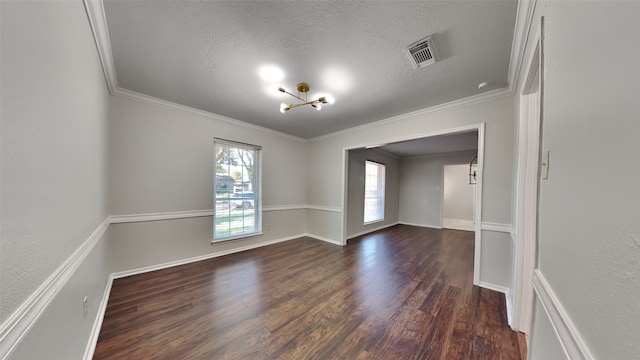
[103,0,517,139]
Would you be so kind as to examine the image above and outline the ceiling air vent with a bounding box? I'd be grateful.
[406,35,438,68]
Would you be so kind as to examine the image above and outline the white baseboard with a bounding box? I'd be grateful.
[477,280,509,295]
[477,281,513,329]
[533,270,593,360]
[397,221,442,229]
[83,276,114,360]
[111,233,306,279]
[0,218,110,360]
[305,233,343,246]
[505,289,514,328]
[346,222,399,240]
[443,218,475,231]
[83,232,310,359]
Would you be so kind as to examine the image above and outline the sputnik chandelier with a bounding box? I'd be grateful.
[278,82,335,113]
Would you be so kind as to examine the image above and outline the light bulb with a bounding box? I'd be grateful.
[315,103,322,111]
[280,103,288,113]
[325,95,335,104]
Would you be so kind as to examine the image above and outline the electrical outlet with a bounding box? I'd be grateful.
[83,296,88,318]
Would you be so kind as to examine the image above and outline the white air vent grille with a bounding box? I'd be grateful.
[406,36,438,68]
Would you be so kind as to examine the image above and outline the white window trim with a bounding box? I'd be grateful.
[363,160,385,224]
[213,138,262,242]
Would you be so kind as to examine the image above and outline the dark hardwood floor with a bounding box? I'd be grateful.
[94,225,522,359]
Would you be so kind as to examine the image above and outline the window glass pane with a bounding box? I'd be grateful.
[214,140,261,240]
[364,161,385,223]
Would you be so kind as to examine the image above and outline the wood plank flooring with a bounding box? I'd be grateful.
[94,225,522,359]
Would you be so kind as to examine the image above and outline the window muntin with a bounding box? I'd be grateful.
[214,139,261,241]
[364,160,385,224]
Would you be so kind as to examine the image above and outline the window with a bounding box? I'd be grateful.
[364,160,385,224]
[214,139,261,241]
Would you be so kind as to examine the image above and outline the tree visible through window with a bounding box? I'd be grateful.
[214,139,261,240]
[364,160,385,224]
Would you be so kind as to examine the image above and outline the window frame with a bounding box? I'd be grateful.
[213,138,262,242]
[363,160,386,224]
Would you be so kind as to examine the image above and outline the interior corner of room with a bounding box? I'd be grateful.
[2,0,639,359]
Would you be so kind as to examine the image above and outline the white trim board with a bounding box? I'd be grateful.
[110,210,213,223]
[109,205,322,224]
[397,222,442,229]
[306,205,342,213]
[84,0,535,143]
[0,218,110,360]
[82,0,306,143]
[111,233,307,279]
[346,222,399,240]
[481,222,512,233]
[305,233,343,246]
[533,271,594,360]
[82,276,113,360]
[478,281,509,295]
[442,218,475,232]
[310,89,511,142]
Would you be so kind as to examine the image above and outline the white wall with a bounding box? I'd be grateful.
[107,95,310,273]
[399,151,476,228]
[346,149,400,238]
[521,1,640,359]
[443,164,474,222]
[1,1,111,358]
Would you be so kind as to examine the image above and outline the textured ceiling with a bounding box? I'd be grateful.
[103,0,517,139]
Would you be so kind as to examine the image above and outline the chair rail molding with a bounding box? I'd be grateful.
[0,218,110,360]
[533,271,594,360]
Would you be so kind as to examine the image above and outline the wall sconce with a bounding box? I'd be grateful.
[469,155,478,185]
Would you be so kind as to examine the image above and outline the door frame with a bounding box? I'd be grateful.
[340,123,485,286]
[513,31,543,333]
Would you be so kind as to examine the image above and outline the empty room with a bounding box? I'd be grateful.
[2,1,639,359]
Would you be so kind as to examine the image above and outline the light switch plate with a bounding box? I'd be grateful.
[541,151,550,180]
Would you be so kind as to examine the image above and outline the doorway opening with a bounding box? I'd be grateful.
[443,163,477,232]
[341,124,484,285]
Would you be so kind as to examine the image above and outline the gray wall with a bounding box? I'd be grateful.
[307,97,515,290]
[107,95,310,273]
[1,1,111,358]
[399,151,477,228]
[522,1,640,359]
[346,149,400,238]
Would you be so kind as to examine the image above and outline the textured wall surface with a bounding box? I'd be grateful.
[0,0,109,322]
[524,1,640,358]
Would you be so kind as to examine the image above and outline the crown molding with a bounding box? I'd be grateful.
[309,0,536,143]
[83,0,307,143]
[111,88,307,143]
[83,0,117,94]
[309,88,512,142]
[507,0,538,94]
[84,0,535,143]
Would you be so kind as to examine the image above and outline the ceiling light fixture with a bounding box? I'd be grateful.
[278,83,334,113]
